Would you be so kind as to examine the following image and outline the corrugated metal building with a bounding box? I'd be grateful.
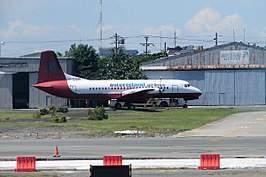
[141,42,266,106]
[0,56,74,109]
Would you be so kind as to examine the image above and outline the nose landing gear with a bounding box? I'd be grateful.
[183,100,188,108]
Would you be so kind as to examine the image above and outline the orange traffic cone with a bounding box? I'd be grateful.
[53,145,60,157]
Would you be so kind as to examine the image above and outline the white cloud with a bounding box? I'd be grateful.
[218,13,244,31]
[67,25,80,33]
[102,24,114,33]
[185,7,245,33]
[185,7,219,33]
[1,20,57,38]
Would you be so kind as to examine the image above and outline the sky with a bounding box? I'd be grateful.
[1,0,266,57]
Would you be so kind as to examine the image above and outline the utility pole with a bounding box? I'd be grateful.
[112,33,125,55]
[0,41,4,58]
[140,36,154,54]
[243,29,246,44]
[114,33,118,54]
[113,33,125,54]
[160,31,162,51]
[144,36,148,54]
[233,29,235,42]
[214,32,218,46]
[174,31,177,47]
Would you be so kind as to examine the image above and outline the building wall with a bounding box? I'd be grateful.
[142,42,266,106]
[143,69,266,106]
[0,74,12,109]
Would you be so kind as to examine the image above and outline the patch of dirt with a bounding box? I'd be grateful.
[0,126,177,140]
[0,126,98,140]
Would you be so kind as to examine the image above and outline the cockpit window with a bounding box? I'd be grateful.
[184,84,190,87]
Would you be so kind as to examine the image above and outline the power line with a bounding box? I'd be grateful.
[5,37,113,44]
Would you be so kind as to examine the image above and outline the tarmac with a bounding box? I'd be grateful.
[1,109,266,176]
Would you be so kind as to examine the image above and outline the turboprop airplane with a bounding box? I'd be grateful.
[34,50,202,109]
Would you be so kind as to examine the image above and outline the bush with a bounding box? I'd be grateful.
[48,105,57,114]
[88,107,108,121]
[40,108,49,115]
[33,111,41,119]
[57,106,69,113]
[59,116,67,123]
[51,114,67,123]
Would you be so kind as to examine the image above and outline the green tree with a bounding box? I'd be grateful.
[65,44,99,79]
[133,51,168,64]
[98,49,146,80]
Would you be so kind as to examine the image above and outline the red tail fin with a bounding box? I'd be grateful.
[37,50,66,83]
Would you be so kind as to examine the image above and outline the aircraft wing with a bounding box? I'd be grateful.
[121,88,158,98]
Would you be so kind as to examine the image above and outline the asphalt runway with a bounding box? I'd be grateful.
[1,136,266,159]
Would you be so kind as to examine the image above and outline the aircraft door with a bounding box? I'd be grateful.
[172,85,179,93]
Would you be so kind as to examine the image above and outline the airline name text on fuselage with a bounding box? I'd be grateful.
[109,83,166,88]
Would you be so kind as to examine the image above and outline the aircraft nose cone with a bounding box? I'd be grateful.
[192,86,202,95]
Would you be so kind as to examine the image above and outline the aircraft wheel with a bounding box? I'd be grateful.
[159,101,169,107]
[183,104,188,108]
[123,102,129,107]
[115,103,122,109]
[128,104,135,110]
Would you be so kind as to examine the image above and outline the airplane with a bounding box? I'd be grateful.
[34,50,202,109]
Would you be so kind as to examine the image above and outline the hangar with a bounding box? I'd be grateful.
[141,42,266,106]
[0,54,74,109]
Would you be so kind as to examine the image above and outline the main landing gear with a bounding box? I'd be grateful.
[112,101,136,110]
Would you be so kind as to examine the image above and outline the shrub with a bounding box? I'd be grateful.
[40,108,49,115]
[48,105,57,114]
[57,106,69,113]
[0,117,11,122]
[33,111,41,119]
[88,107,108,121]
[59,116,67,123]
[51,114,67,123]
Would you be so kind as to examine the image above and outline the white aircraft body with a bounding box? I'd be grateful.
[34,50,202,109]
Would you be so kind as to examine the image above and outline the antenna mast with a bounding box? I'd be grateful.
[99,0,103,49]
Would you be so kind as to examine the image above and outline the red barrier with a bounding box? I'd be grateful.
[14,156,36,172]
[198,154,220,170]
[103,156,122,166]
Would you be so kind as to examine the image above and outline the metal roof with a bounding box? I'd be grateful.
[142,42,266,66]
